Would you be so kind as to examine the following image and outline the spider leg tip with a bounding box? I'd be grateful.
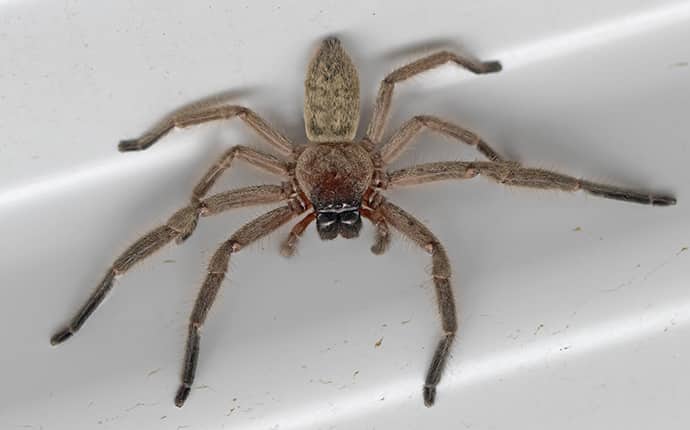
[50,329,73,346]
[279,244,296,258]
[118,139,142,152]
[175,385,191,408]
[423,385,436,407]
[370,243,386,255]
[652,195,676,206]
[482,60,502,74]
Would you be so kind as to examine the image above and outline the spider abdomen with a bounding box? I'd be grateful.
[304,37,360,142]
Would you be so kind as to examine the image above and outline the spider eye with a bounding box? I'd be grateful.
[338,209,362,239]
[316,212,338,228]
[339,210,360,225]
[316,211,338,240]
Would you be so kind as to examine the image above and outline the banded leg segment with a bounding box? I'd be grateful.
[379,201,457,407]
[366,51,501,144]
[119,105,293,154]
[192,145,290,201]
[49,185,289,346]
[379,116,503,164]
[177,145,289,243]
[175,205,299,407]
[183,145,290,242]
[387,161,676,206]
[201,185,288,216]
[388,161,478,187]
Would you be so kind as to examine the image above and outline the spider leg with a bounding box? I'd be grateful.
[366,51,501,144]
[387,161,479,187]
[379,116,503,164]
[49,185,289,346]
[119,105,293,154]
[361,207,391,255]
[378,200,456,407]
[190,145,291,207]
[387,161,676,206]
[178,144,291,243]
[280,211,316,257]
[175,205,299,407]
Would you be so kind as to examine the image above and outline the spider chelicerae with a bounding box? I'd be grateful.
[50,37,676,408]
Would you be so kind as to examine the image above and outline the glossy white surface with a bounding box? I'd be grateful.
[1,1,689,429]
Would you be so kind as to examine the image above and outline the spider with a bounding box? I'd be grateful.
[50,37,676,408]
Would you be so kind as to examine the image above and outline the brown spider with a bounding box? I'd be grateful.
[50,37,676,408]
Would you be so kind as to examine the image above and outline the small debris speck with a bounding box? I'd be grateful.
[147,368,161,377]
[374,337,383,347]
[163,259,176,264]
[572,226,582,232]
[125,402,157,412]
[125,402,145,412]
[401,319,411,325]
[534,323,544,335]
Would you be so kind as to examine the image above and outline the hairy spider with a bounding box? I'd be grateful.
[51,37,676,408]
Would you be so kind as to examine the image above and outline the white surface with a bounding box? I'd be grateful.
[1,1,689,429]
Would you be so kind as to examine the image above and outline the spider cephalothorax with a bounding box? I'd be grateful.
[295,141,373,240]
[51,36,676,410]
